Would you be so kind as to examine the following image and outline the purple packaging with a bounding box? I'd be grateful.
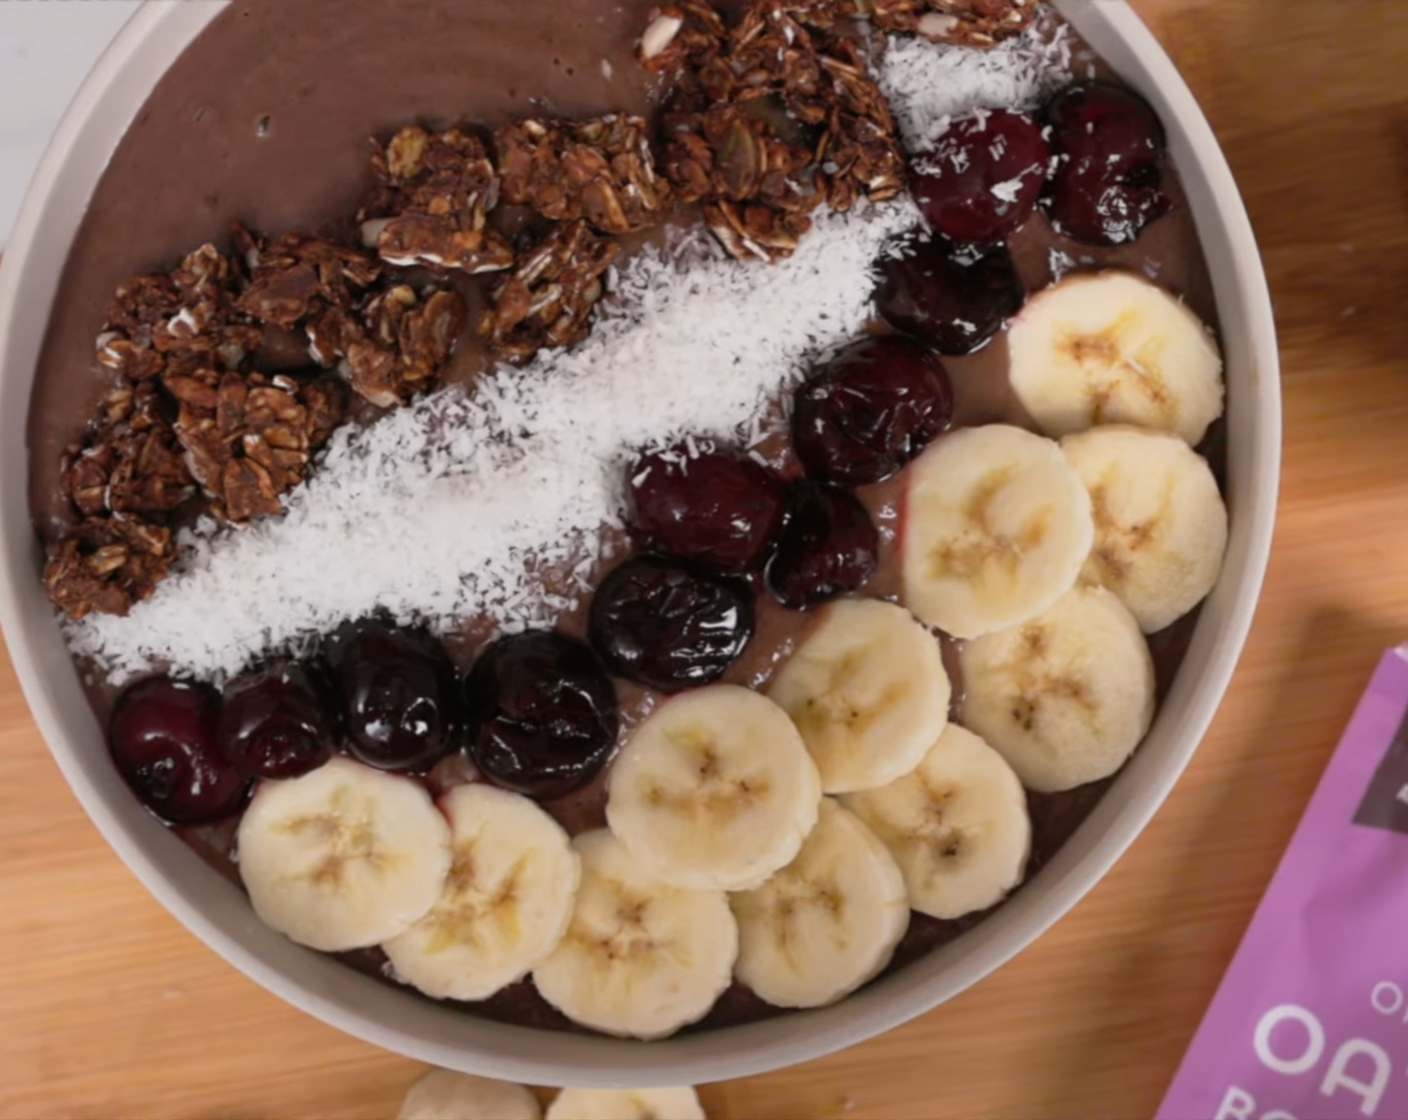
[1159,647,1408,1120]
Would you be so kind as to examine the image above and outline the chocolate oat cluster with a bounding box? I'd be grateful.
[640,0,906,260]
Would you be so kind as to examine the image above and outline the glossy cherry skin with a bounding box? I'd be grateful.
[589,555,755,692]
[464,630,619,800]
[765,481,879,610]
[217,661,337,780]
[792,337,953,486]
[911,109,1052,244]
[325,621,463,772]
[875,238,1025,355]
[626,446,787,573]
[1043,82,1171,245]
[108,677,250,823]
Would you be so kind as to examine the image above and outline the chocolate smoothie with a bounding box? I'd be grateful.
[26,0,1223,1036]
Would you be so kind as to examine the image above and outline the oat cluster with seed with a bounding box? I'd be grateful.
[643,0,906,261]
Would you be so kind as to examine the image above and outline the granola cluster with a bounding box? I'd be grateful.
[478,220,621,362]
[497,115,671,235]
[360,126,515,275]
[164,368,346,523]
[857,0,1037,46]
[236,225,466,407]
[352,118,665,365]
[95,244,262,383]
[44,515,176,622]
[640,0,906,261]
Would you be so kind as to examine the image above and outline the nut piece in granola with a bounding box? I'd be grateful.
[164,369,347,523]
[479,220,621,362]
[96,244,263,383]
[61,381,195,519]
[637,2,729,73]
[43,515,176,621]
[361,126,515,275]
[496,115,671,235]
[858,0,1037,46]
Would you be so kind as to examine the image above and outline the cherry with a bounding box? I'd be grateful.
[325,621,463,772]
[765,481,878,610]
[1043,83,1170,245]
[875,238,1025,355]
[588,555,755,692]
[911,109,1052,244]
[217,661,337,780]
[792,337,952,486]
[464,630,619,800]
[108,677,250,823]
[626,445,786,573]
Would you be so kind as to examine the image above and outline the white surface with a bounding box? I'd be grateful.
[0,1,139,249]
[0,0,1281,1090]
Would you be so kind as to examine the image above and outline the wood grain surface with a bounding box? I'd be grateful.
[5,2,1408,1116]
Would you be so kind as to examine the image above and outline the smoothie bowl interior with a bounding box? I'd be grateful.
[0,0,1278,1087]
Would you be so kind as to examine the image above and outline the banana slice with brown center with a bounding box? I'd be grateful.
[901,424,1095,640]
[1007,270,1224,446]
[1062,423,1228,633]
[844,725,1030,920]
[382,784,580,1002]
[532,830,737,1040]
[730,798,909,1009]
[767,597,950,794]
[959,584,1154,792]
[236,756,451,952]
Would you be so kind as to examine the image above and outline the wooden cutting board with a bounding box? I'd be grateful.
[5,2,1408,1116]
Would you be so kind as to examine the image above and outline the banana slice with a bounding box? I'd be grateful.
[960,584,1155,792]
[382,784,580,1002]
[766,598,950,794]
[398,1068,542,1120]
[547,1086,705,1120]
[605,685,821,892]
[1062,424,1228,633]
[731,798,909,1009]
[901,424,1094,640]
[236,756,451,952]
[843,725,1030,920]
[1008,270,1224,446]
[532,830,737,1039]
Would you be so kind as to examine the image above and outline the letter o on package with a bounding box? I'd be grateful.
[1254,1005,1325,1075]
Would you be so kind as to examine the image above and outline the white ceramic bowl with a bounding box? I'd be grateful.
[0,0,1279,1088]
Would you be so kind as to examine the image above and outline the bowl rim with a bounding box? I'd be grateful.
[0,0,1281,1088]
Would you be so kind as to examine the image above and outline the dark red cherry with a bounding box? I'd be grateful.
[217,661,337,779]
[465,630,619,799]
[792,337,952,486]
[765,481,878,610]
[626,446,786,573]
[325,621,463,772]
[1043,83,1171,245]
[875,238,1025,355]
[1046,81,1165,172]
[588,555,754,692]
[911,109,1052,244]
[108,677,250,823]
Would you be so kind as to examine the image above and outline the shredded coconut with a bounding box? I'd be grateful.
[879,10,1072,153]
[71,200,922,682]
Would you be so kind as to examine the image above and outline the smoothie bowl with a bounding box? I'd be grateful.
[0,0,1278,1088]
